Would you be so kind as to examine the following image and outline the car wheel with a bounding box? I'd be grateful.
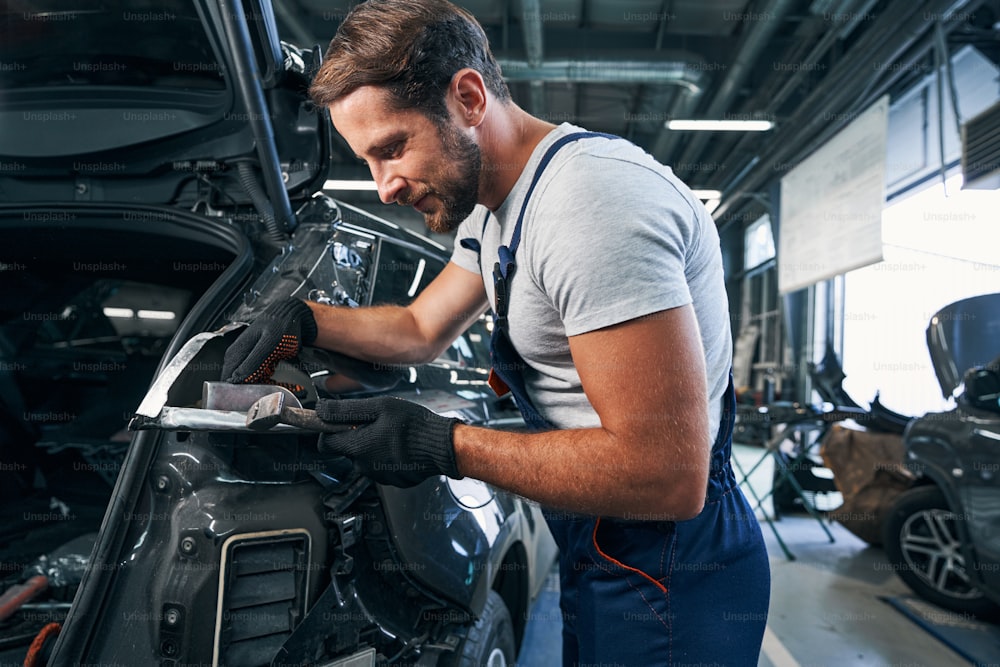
[440,590,516,667]
[883,485,999,615]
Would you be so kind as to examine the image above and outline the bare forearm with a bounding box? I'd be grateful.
[303,262,489,364]
[306,301,437,363]
[452,424,710,521]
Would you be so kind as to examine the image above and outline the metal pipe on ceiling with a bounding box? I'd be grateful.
[763,0,860,121]
[496,58,707,91]
[649,87,704,163]
[716,0,936,206]
[520,0,547,117]
[713,0,928,220]
[713,0,981,223]
[708,0,869,191]
[671,0,800,172]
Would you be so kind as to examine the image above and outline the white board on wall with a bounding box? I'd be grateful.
[778,95,889,294]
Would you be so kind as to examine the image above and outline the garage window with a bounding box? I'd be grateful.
[841,173,1000,416]
[737,215,783,396]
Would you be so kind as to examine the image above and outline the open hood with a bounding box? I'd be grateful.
[0,0,330,227]
[925,292,1000,399]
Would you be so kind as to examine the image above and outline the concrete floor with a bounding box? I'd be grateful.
[518,513,982,667]
[757,515,973,667]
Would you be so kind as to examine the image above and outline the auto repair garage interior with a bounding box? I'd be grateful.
[3,1,1000,666]
[298,1,1000,665]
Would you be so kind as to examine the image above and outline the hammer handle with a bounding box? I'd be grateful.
[280,406,357,433]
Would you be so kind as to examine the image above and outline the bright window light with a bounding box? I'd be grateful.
[666,120,774,131]
[841,173,1000,416]
[744,215,775,269]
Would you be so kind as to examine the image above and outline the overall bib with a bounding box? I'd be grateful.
[462,132,771,666]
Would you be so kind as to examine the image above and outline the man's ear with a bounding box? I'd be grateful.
[450,68,488,127]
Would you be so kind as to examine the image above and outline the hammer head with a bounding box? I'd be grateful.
[203,381,301,412]
[245,392,288,431]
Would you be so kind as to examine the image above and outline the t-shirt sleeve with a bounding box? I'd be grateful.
[526,155,700,337]
[448,205,489,274]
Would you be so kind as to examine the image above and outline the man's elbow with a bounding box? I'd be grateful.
[410,341,449,365]
[643,462,709,522]
[644,489,705,522]
[670,491,707,522]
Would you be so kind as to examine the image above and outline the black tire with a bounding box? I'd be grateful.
[440,590,516,667]
[882,485,1000,615]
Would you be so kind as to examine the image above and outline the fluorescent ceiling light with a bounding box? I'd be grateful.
[137,309,176,320]
[324,179,379,191]
[105,307,176,320]
[666,120,774,131]
[692,189,721,199]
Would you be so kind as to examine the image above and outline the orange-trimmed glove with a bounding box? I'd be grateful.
[221,298,318,384]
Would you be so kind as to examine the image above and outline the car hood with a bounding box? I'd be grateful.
[925,292,1000,398]
[0,0,329,214]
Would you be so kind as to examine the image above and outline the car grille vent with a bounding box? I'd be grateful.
[215,532,311,667]
[962,99,1000,189]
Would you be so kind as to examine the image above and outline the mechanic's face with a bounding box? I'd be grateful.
[329,86,481,233]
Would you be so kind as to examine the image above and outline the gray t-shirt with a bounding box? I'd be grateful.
[451,124,732,442]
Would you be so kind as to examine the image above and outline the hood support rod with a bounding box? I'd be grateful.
[218,0,295,243]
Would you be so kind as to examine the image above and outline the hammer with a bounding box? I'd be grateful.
[245,392,355,433]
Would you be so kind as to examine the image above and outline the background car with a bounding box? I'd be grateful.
[882,292,1000,617]
[0,1,556,665]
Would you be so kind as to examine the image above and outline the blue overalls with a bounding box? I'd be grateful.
[462,132,771,666]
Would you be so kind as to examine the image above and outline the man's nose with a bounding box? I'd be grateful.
[371,165,406,205]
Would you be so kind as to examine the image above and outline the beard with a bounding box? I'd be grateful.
[415,120,482,234]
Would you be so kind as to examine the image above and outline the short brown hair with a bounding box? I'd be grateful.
[309,0,511,123]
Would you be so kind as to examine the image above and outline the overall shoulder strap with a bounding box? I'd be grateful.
[458,208,491,255]
[498,131,617,273]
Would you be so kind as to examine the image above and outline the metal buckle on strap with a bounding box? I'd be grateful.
[492,261,509,327]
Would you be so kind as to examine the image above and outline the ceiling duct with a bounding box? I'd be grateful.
[520,0,546,116]
[712,0,979,222]
[496,58,707,90]
[961,99,1000,189]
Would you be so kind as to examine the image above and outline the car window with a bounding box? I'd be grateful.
[436,315,492,369]
[369,240,444,307]
[1,277,192,464]
[366,237,492,369]
[0,2,225,90]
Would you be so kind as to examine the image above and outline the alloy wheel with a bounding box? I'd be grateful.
[899,508,979,599]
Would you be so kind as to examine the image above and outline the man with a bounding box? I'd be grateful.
[222,0,770,664]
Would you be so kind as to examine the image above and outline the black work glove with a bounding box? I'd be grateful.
[221,298,319,384]
[315,397,461,487]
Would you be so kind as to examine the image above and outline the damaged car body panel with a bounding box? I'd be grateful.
[39,216,555,666]
[0,1,556,665]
